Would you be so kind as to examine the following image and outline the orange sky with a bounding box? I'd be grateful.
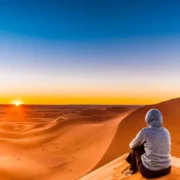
[1,94,176,105]
[1,81,178,105]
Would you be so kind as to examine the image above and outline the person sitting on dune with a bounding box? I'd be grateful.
[125,108,171,179]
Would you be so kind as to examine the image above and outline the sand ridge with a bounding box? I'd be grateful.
[94,98,180,169]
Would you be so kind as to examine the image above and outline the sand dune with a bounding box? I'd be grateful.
[94,98,180,169]
[0,97,180,180]
[0,105,134,180]
[42,111,132,180]
[80,98,180,180]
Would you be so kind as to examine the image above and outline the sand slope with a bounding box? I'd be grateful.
[42,111,132,180]
[79,154,180,180]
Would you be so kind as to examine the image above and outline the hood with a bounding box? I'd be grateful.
[145,108,163,127]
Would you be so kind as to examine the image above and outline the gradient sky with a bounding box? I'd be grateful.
[1,0,180,104]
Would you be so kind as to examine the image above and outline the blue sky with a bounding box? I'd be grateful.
[0,0,180,104]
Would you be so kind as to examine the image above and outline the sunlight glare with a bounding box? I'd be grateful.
[11,100,23,106]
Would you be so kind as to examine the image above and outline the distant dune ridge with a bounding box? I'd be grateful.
[0,99,179,180]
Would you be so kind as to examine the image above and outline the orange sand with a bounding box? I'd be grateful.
[0,105,133,180]
[0,98,180,180]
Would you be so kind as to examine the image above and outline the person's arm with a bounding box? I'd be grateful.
[129,129,145,149]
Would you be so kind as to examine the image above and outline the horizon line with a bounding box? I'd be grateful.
[0,103,144,106]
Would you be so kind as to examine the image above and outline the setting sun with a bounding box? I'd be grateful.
[11,100,23,106]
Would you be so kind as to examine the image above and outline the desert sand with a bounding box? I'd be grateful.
[0,98,180,180]
[0,105,134,180]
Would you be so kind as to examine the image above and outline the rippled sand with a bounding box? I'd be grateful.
[0,105,134,180]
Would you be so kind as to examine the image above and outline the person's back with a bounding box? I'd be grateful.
[141,126,171,171]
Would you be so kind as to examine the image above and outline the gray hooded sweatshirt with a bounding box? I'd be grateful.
[129,109,171,171]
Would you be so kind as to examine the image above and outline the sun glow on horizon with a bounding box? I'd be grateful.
[11,100,23,106]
